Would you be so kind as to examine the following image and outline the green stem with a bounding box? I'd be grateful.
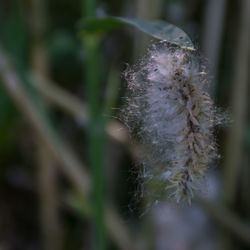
[82,0,106,246]
[85,37,106,250]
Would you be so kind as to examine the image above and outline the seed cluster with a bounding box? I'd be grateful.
[122,42,222,203]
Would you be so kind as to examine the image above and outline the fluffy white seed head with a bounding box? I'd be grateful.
[122,42,224,203]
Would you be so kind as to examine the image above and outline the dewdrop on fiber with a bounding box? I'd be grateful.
[122,42,223,203]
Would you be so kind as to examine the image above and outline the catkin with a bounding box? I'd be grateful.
[122,42,222,203]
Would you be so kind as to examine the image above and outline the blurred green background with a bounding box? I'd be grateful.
[0,0,250,250]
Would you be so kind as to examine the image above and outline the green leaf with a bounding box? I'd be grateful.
[78,17,194,50]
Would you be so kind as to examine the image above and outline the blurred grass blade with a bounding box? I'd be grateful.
[0,46,138,250]
[78,17,194,49]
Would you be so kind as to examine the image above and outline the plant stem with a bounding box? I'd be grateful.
[224,0,250,206]
[30,0,62,249]
[223,1,250,248]
[85,36,106,250]
[82,0,106,248]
